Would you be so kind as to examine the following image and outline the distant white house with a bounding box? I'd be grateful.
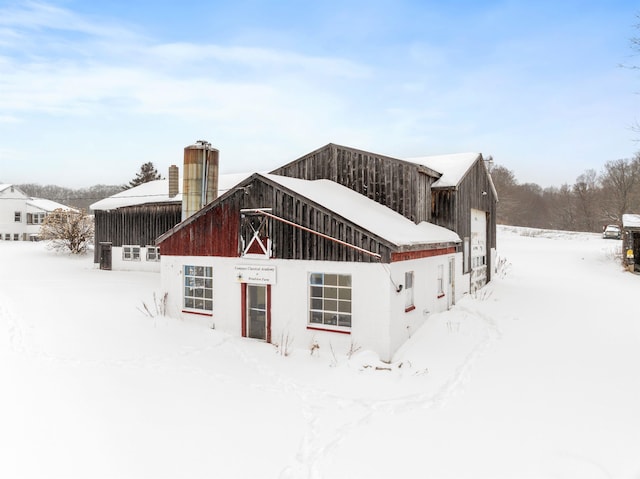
[0,184,75,241]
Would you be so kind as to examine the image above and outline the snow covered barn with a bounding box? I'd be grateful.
[90,168,182,272]
[0,184,75,241]
[271,144,497,292]
[157,173,461,361]
[90,157,249,272]
[622,214,640,273]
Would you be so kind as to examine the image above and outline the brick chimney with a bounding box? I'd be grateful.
[168,164,179,197]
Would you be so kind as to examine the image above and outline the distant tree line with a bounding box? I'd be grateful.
[17,162,164,211]
[17,184,124,212]
[491,153,640,231]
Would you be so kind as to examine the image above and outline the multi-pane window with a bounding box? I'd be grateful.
[405,271,414,311]
[14,212,21,222]
[146,246,160,261]
[184,265,213,312]
[123,246,141,261]
[13,234,19,241]
[309,273,352,328]
[437,264,445,297]
[27,213,46,224]
[4,234,10,241]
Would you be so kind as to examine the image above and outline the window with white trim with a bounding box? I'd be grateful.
[27,212,46,225]
[405,271,414,311]
[13,234,19,241]
[240,211,272,258]
[437,264,444,297]
[4,234,10,241]
[146,246,160,261]
[183,265,213,312]
[14,212,21,222]
[309,273,352,329]
[123,245,141,261]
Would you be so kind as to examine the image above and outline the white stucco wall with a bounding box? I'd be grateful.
[161,256,394,360]
[387,252,463,358]
[160,251,461,362]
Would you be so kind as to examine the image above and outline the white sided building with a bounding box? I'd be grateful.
[0,184,76,241]
[157,144,463,361]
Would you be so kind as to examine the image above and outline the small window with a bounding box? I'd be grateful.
[240,210,272,258]
[14,212,21,222]
[405,271,415,312]
[308,273,352,329]
[146,246,160,261]
[4,234,10,241]
[184,265,213,312]
[123,245,141,261]
[463,237,470,274]
[437,264,445,297]
[14,234,20,241]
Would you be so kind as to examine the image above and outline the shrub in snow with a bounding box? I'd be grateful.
[40,208,94,254]
[138,292,169,318]
[273,330,293,357]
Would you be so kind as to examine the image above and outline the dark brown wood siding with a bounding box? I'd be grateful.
[430,158,497,279]
[93,203,181,263]
[271,144,437,224]
[158,176,397,262]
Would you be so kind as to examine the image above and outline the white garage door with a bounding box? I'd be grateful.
[470,208,487,292]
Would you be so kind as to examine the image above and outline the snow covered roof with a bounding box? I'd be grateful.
[404,152,481,188]
[262,174,460,247]
[90,173,252,211]
[27,198,75,212]
[622,214,640,229]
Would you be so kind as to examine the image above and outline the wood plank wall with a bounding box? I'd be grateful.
[158,178,394,262]
[93,204,182,262]
[269,185,391,263]
[271,144,434,224]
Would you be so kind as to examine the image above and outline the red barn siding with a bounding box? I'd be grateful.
[159,203,240,257]
[391,246,457,262]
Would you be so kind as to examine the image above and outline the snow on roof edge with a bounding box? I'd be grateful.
[261,173,460,247]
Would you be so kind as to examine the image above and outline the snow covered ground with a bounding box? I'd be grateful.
[1,225,639,479]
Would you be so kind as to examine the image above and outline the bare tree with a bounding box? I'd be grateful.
[40,208,94,254]
[489,165,519,225]
[546,184,577,231]
[599,156,640,223]
[573,169,601,231]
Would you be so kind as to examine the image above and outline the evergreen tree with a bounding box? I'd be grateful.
[127,162,163,188]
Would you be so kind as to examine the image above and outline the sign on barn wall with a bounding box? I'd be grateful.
[235,264,277,284]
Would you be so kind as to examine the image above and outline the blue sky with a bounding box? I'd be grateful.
[0,0,639,188]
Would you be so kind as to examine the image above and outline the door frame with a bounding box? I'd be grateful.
[99,242,112,270]
[241,283,271,343]
[447,257,455,308]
